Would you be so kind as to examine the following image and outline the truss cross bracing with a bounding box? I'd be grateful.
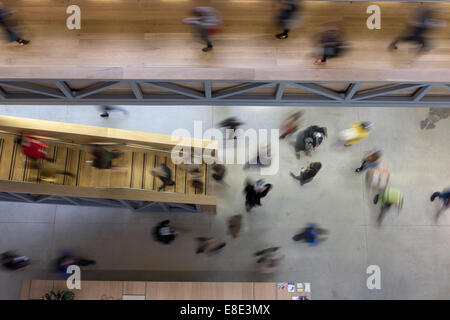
[0,191,203,213]
[0,80,448,107]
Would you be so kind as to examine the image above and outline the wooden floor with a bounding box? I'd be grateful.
[20,280,312,300]
[0,1,449,81]
[0,134,208,196]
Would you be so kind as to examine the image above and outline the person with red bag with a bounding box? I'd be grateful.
[183,6,222,52]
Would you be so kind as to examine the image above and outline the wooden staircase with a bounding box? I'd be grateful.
[0,134,208,196]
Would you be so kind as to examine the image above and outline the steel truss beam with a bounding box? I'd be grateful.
[0,191,204,213]
[0,79,448,107]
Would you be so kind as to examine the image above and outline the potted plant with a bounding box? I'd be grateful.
[42,290,75,300]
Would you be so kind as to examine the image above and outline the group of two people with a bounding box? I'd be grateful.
[291,124,327,185]
[153,219,227,256]
[1,250,95,276]
[353,148,401,225]
[16,135,127,182]
[255,223,328,273]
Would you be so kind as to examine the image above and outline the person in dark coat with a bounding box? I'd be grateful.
[217,117,245,140]
[0,2,29,45]
[275,0,302,40]
[190,175,204,192]
[389,6,445,53]
[211,163,226,181]
[152,164,176,191]
[153,220,179,245]
[290,162,322,185]
[314,23,346,65]
[98,105,129,118]
[87,146,126,171]
[244,179,272,212]
[294,125,327,159]
[431,188,450,222]
[1,251,30,271]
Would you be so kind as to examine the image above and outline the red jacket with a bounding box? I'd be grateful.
[19,136,48,160]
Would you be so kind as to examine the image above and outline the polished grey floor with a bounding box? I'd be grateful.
[0,105,449,300]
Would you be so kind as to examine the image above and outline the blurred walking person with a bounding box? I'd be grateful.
[339,121,373,147]
[295,125,327,159]
[98,106,129,118]
[275,0,303,40]
[389,6,445,53]
[217,117,244,140]
[314,22,347,65]
[366,162,390,193]
[244,179,272,212]
[195,237,226,255]
[280,111,303,139]
[292,223,328,246]
[16,136,52,161]
[421,108,450,130]
[190,174,204,193]
[227,213,243,238]
[355,148,382,173]
[180,162,201,174]
[30,160,74,183]
[152,163,176,191]
[254,247,284,274]
[1,251,30,271]
[86,146,127,171]
[0,2,29,45]
[183,6,222,52]
[430,188,450,222]
[153,220,179,245]
[290,162,322,186]
[355,148,390,192]
[56,251,95,278]
[373,187,404,226]
[211,163,226,182]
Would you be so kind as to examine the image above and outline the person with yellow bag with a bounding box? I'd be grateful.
[339,121,373,147]
[29,160,74,183]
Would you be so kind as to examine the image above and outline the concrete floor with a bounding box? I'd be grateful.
[0,104,449,300]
